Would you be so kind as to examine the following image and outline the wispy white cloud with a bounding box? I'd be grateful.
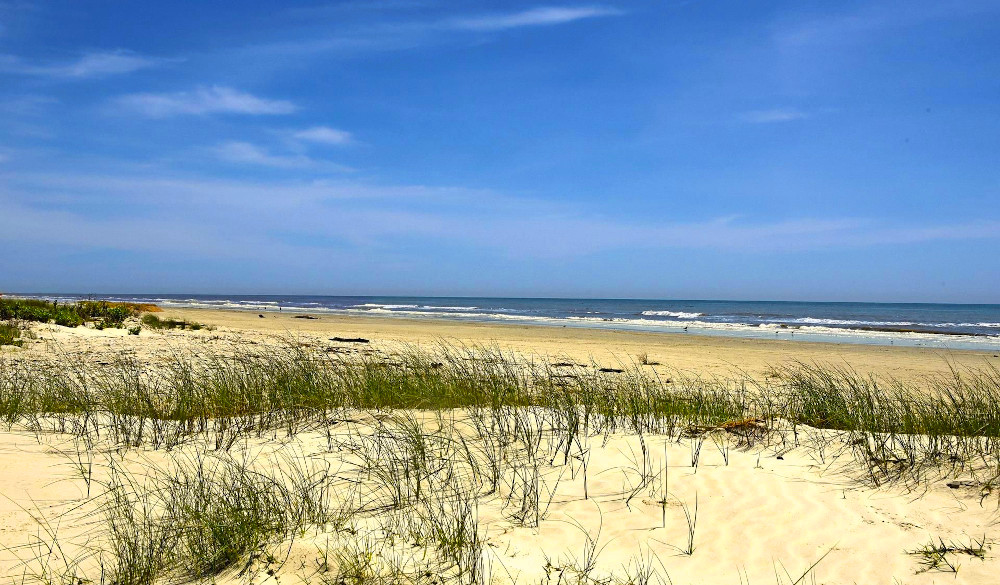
[214,141,313,168]
[740,108,809,123]
[115,86,296,117]
[2,173,493,219]
[213,141,353,172]
[0,50,162,78]
[0,95,57,138]
[774,0,1000,49]
[473,216,1000,257]
[240,5,623,59]
[0,94,56,115]
[293,126,353,145]
[448,6,621,31]
[3,171,997,264]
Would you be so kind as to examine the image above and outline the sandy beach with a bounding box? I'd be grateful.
[2,309,999,584]
[162,307,999,383]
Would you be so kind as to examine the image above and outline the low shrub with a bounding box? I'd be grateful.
[0,298,155,329]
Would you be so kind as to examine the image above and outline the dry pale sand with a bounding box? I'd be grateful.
[1,312,999,584]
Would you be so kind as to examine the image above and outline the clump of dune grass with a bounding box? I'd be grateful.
[19,446,339,585]
[161,449,334,579]
[909,535,989,573]
[0,320,24,347]
[782,363,1000,485]
[140,314,204,331]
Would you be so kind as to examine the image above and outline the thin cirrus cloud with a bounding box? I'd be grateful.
[243,5,624,58]
[0,95,58,116]
[0,50,162,78]
[293,126,353,146]
[115,86,296,117]
[3,171,999,261]
[447,5,622,31]
[214,141,312,168]
[774,0,1000,49]
[739,108,810,123]
[213,141,353,172]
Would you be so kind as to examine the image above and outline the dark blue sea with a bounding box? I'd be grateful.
[11,294,1000,350]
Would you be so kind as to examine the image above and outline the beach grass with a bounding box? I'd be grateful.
[3,342,999,584]
[909,535,990,573]
[0,321,24,347]
[2,344,999,472]
[140,314,205,331]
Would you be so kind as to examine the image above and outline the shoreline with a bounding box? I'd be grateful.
[160,306,999,383]
[8,293,999,351]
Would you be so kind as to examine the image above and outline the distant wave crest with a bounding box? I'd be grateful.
[641,310,705,319]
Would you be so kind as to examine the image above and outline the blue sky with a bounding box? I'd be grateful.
[1,0,998,302]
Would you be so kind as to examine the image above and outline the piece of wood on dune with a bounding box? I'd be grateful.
[330,336,369,343]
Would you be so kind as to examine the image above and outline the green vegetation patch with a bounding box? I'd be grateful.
[141,314,204,331]
[0,321,23,347]
[0,298,157,329]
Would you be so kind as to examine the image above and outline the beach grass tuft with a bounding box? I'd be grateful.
[909,535,989,573]
[0,321,24,347]
[140,314,207,331]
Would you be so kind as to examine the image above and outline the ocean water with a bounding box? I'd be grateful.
[11,294,1000,350]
